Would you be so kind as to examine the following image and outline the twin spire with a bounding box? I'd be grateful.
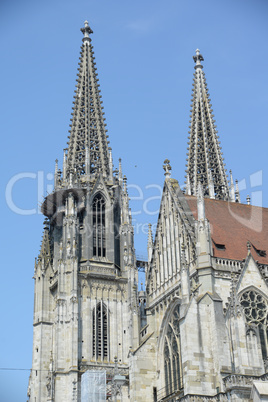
[62,24,238,202]
[66,21,111,180]
[185,49,233,201]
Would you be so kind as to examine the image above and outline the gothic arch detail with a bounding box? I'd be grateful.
[164,304,183,396]
[92,302,108,361]
[240,289,268,360]
[92,193,106,257]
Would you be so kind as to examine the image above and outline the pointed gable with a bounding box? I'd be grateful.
[236,253,268,295]
[147,171,196,297]
[90,174,112,204]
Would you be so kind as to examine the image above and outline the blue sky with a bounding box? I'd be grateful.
[1,0,268,400]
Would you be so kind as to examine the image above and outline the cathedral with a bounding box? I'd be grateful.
[27,22,268,401]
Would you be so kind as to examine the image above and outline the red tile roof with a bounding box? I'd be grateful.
[185,196,268,264]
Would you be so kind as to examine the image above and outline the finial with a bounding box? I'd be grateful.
[81,20,93,41]
[246,194,251,205]
[229,170,235,202]
[43,218,49,230]
[118,158,123,186]
[147,223,153,262]
[108,149,113,181]
[235,179,241,203]
[186,173,191,195]
[54,159,59,189]
[208,170,215,199]
[181,241,187,269]
[85,146,90,175]
[114,356,118,374]
[69,169,73,187]
[123,175,127,193]
[229,170,233,184]
[193,49,204,68]
[197,181,205,221]
[148,223,153,242]
[247,241,251,253]
[163,159,171,178]
[63,149,67,181]
[97,159,102,173]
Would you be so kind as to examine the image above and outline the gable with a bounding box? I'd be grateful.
[90,174,112,204]
[237,253,268,296]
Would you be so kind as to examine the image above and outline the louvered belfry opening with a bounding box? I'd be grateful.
[92,193,106,257]
[92,302,108,361]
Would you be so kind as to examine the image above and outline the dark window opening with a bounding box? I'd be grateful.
[153,387,157,402]
[92,302,108,361]
[93,194,106,257]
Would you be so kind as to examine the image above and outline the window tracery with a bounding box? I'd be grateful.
[164,305,183,396]
[92,193,106,257]
[92,302,108,360]
[240,290,268,360]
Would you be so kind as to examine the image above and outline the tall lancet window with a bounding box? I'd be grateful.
[164,305,183,396]
[240,289,268,360]
[92,193,106,257]
[92,302,108,360]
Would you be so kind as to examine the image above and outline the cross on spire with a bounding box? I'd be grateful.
[193,49,204,68]
[80,20,93,39]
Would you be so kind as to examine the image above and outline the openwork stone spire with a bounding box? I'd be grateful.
[186,49,229,200]
[66,21,110,178]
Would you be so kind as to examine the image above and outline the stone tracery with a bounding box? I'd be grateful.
[164,305,183,396]
[240,290,268,359]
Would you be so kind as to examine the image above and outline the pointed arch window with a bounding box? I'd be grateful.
[93,193,106,257]
[164,305,183,397]
[240,290,268,360]
[92,302,108,360]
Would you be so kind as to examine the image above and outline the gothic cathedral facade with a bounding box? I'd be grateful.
[27,22,268,401]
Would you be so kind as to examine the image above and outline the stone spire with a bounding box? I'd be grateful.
[66,21,110,179]
[186,49,229,200]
